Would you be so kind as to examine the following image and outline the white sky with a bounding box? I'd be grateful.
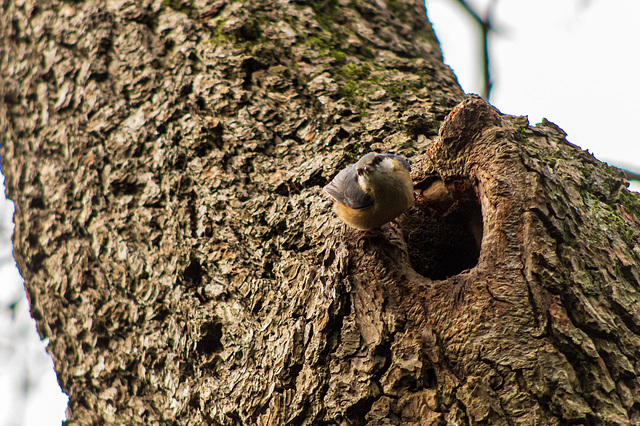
[1,2,639,425]
[428,0,640,191]
[0,183,68,426]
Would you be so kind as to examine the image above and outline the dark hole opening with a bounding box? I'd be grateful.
[183,258,203,288]
[403,177,482,280]
[197,321,224,354]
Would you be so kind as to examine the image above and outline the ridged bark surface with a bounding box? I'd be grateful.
[2,0,640,424]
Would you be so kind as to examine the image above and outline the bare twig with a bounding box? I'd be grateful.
[452,0,499,100]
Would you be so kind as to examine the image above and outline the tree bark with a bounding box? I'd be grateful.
[2,0,640,425]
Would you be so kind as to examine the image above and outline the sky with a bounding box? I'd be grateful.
[0,181,69,426]
[1,1,639,425]
[427,0,640,191]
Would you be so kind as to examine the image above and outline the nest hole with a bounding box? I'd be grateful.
[403,177,483,280]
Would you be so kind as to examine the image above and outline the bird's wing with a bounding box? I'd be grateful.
[323,164,373,210]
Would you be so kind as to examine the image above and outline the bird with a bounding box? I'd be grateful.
[323,153,414,230]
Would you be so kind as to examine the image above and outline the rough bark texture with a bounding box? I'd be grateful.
[2,0,640,425]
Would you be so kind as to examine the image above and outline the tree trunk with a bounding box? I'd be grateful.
[2,0,640,424]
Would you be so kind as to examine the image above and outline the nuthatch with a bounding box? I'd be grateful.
[323,153,414,230]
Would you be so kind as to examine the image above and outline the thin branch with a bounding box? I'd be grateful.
[622,168,640,182]
[452,0,499,100]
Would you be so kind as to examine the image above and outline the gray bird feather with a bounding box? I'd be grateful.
[324,153,410,210]
[324,165,373,210]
